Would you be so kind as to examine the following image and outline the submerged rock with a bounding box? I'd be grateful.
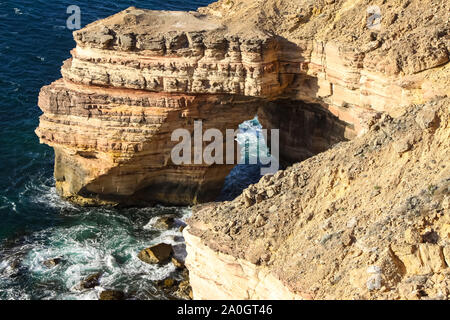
[80,272,102,289]
[138,243,173,264]
[43,258,62,268]
[152,215,176,230]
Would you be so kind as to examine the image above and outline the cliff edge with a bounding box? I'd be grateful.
[36,0,449,206]
[184,0,449,300]
[186,97,450,299]
[35,0,450,299]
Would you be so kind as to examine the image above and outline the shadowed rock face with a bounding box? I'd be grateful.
[36,3,448,206]
[180,0,449,300]
[37,80,261,205]
[258,99,350,167]
[186,97,450,300]
[36,0,450,301]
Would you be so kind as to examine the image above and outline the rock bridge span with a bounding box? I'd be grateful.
[36,8,427,206]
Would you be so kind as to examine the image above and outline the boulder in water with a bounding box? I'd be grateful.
[155,274,193,300]
[153,215,176,230]
[99,290,125,300]
[172,257,185,269]
[43,258,62,268]
[138,243,173,264]
[80,272,102,289]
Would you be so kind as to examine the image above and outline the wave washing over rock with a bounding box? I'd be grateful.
[0,0,215,301]
[31,0,450,300]
[0,200,189,300]
[0,117,262,300]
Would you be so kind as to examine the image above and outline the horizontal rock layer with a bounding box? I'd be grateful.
[37,79,260,205]
[35,0,449,299]
[183,0,449,299]
[37,4,447,205]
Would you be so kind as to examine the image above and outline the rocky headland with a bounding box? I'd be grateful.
[36,0,449,299]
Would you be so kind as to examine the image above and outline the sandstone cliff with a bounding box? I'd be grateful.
[186,97,450,300]
[36,0,449,299]
[184,0,449,300]
[37,1,448,206]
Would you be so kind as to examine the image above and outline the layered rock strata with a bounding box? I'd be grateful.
[37,78,260,205]
[36,0,450,299]
[37,2,448,205]
[183,0,449,300]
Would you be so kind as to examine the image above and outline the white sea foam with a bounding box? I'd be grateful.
[3,204,190,300]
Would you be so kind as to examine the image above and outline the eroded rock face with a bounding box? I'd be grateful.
[138,243,174,265]
[36,8,284,205]
[36,2,448,205]
[99,290,125,300]
[186,98,450,300]
[184,228,309,300]
[35,0,450,301]
[37,79,259,205]
[258,99,351,166]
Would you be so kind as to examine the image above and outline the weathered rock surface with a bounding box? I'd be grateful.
[155,269,193,300]
[184,0,449,300]
[171,243,188,269]
[36,0,449,300]
[186,97,450,300]
[79,272,102,289]
[36,1,448,205]
[37,80,260,205]
[138,243,173,264]
[152,215,176,230]
[99,290,125,300]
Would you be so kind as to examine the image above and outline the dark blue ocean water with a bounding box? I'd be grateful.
[0,0,265,299]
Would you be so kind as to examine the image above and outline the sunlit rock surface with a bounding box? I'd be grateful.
[36,0,449,300]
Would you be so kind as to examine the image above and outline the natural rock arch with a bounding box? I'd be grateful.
[36,7,444,206]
